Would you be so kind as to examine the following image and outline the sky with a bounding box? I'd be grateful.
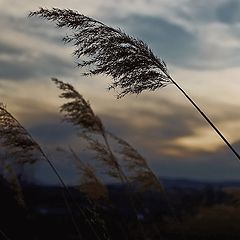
[0,0,240,184]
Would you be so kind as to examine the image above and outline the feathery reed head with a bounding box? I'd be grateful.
[82,133,121,180]
[53,79,121,180]
[53,79,162,190]
[52,78,103,132]
[0,105,40,164]
[30,8,172,98]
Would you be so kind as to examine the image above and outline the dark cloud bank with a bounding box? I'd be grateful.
[25,96,240,182]
[0,15,76,82]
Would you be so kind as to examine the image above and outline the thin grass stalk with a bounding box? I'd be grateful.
[102,131,127,183]
[166,75,240,162]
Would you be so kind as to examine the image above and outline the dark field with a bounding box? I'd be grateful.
[1,177,240,240]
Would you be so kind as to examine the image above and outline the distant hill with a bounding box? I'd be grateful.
[160,177,240,190]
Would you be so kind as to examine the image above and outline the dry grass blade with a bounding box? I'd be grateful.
[30,8,172,98]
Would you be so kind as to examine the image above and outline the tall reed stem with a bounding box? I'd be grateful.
[164,74,240,162]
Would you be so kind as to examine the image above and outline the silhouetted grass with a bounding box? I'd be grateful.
[53,78,170,240]
[29,8,240,162]
[0,104,109,240]
[0,78,172,240]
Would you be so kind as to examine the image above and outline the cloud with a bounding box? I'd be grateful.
[0,13,78,82]
[2,1,240,78]
[27,108,240,183]
[1,79,237,183]
[100,0,240,70]
[0,48,75,80]
[100,96,202,151]
[0,41,23,55]
[29,121,76,145]
[216,0,240,24]
[98,91,240,151]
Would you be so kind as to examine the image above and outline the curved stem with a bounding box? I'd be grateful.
[167,76,240,162]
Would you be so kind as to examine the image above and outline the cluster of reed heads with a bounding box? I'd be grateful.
[0,77,164,240]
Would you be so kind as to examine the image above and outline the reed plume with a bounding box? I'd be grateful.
[53,78,161,192]
[53,78,160,239]
[53,78,122,180]
[30,8,171,98]
[0,105,40,164]
[52,78,103,132]
[30,8,240,162]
